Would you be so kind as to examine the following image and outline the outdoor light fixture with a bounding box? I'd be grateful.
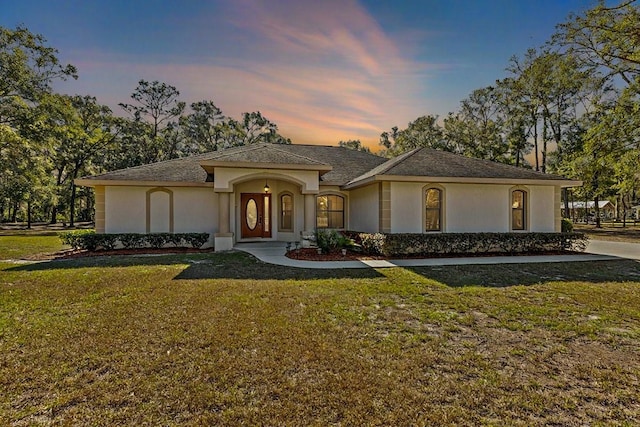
[264,180,270,193]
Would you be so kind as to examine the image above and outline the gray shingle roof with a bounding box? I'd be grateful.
[347,147,572,186]
[79,143,387,185]
[80,152,213,183]
[79,144,575,187]
[201,144,329,166]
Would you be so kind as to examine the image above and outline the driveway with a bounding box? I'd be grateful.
[586,240,640,261]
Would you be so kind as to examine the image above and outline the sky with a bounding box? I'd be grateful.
[2,0,598,151]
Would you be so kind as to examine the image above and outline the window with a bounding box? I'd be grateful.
[279,193,293,231]
[512,189,527,230]
[316,194,344,228]
[425,188,442,231]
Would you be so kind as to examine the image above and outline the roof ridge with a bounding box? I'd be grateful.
[371,147,422,175]
[269,144,330,165]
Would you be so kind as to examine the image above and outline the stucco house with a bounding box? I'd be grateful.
[76,143,581,251]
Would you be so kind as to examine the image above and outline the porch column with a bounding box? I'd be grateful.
[215,191,234,251]
[302,194,316,247]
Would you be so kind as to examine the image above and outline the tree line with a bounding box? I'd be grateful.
[1,0,639,227]
[0,27,290,227]
[376,0,639,225]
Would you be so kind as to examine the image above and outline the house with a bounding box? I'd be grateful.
[562,200,616,221]
[76,143,582,251]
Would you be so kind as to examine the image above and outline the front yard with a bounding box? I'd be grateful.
[1,245,639,425]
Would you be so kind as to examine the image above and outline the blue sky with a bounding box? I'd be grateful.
[2,0,596,149]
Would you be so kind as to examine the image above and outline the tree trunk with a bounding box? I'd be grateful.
[27,199,32,229]
[532,110,539,172]
[541,114,548,174]
[11,200,18,223]
[594,196,601,228]
[69,183,77,227]
[69,165,81,227]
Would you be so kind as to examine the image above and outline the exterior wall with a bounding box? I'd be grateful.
[104,186,217,246]
[349,183,379,232]
[389,182,559,233]
[445,184,508,232]
[529,185,556,232]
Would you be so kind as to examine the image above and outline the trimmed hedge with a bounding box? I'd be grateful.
[60,231,210,251]
[345,231,588,257]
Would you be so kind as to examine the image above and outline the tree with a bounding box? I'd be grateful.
[338,139,371,153]
[554,0,640,88]
[0,26,77,224]
[179,100,227,153]
[33,94,116,225]
[238,111,291,145]
[119,80,186,163]
[0,26,77,111]
[379,115,448,157]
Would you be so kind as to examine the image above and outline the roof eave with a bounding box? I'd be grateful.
[200,161,332,175]
[75,179,214,188]
[343,175,582,189]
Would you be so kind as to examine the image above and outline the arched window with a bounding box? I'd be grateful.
[279,193,293,231]
[425,187,442,232]
[316,194,345,229]
[511,189,527,230]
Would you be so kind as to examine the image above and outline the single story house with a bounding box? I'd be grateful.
[562,200,616,221]
[76,143,582,251]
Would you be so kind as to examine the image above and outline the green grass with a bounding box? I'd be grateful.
[574,223,640,243]
[1,251,640,425]
[0,234,67,260]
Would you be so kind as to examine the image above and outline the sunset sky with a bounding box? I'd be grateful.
[3,0,595,151]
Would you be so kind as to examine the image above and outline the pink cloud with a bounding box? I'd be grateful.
[57,0,444,152]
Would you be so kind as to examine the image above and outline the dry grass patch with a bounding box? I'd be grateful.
[1,253,639,425]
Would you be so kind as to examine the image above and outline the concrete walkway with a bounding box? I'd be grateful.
[234,241,624,270]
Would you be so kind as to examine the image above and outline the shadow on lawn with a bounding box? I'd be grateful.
[5,251,383,280]
[405,259,640,287]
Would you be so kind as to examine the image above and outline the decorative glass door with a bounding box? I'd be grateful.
[240,193,272,238]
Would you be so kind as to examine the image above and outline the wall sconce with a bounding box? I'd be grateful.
[264,180,270,193]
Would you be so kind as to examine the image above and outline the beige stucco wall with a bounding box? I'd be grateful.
[349,183,379,232]
[390,182,559,233]
[105,186,217,246]
[105,187,146,233]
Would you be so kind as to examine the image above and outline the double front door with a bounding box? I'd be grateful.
[240,193,272,238]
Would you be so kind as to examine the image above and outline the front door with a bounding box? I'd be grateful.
[240,193,272,238]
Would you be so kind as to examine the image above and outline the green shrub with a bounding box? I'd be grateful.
[119,233,146,249]
[96,234,118,250]
[165,234,184,247]
[182,233,210,249]
[146,233,170,249]
[561,218,574,233]
[348,232,588,257]
[315,229,355,253]
[59,232,210,252]
[60,230,96,250]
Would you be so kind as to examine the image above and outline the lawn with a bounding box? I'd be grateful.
[0,233,67,260]
[574,223,640,243]
[1,249,640,425]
